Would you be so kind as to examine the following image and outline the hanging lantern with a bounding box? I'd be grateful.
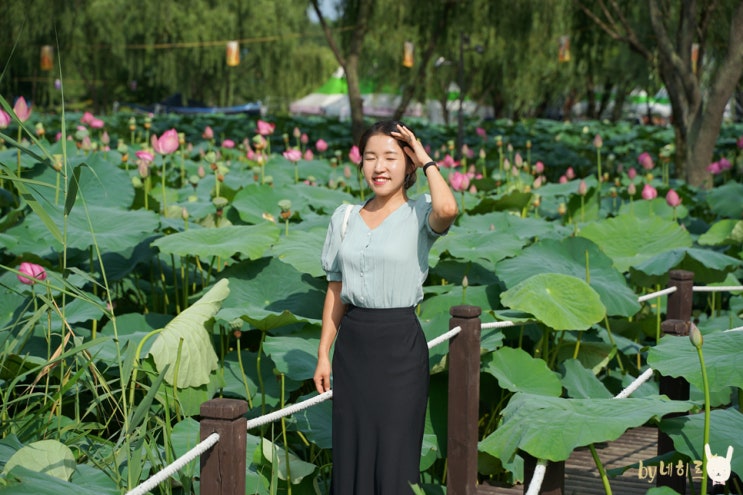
[40,45,54,71]
[691,43,699,74]
[402,41,414,68]
[226,41,240,67]
[558,35,571,63]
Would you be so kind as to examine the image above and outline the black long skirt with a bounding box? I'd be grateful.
[330,305,430,495]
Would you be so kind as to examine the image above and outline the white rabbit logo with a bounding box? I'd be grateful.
[705,443,733,486]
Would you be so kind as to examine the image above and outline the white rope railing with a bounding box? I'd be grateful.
[124,432,220,495]
[247,390,333,429]
[613,368,655,399]
[693,285,743,292]
[525,459,549,495]
[482,320,517,329]
[637,286,677,302]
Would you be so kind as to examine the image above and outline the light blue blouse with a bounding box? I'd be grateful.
[321,194,446,308]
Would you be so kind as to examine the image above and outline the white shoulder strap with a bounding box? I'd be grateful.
[341,204,353,240]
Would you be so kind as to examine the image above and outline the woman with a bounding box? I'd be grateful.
[314,120,458,494]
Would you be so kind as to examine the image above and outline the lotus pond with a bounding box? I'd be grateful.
[1,105,743,494]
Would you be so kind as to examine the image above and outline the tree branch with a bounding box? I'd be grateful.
[574,0,652,59]
[310,0,346,69]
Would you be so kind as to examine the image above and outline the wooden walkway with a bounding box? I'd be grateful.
[477,426,703,495]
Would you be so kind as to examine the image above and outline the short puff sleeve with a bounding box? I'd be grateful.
[320,204,351,281]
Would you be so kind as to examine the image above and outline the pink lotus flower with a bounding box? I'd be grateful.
[348,145,361,165]
[303,149,314,160]
[246,149,255,161]
[315,139,328,152]
[13,96,31,122]
[135,150,154,164]
[300,133,309,145]
[559,175,568,184]
[637,152,654,170]
[449,171,471,192]
[534,161,545,174]
[283,149,302,162]
[628,183,636,196]
[627,167,637,180]
[222,139,235,149]
[293,127,301,138]
[441,154,458,168]
[737,136,743,149]
[565,167,575,180]
[0,109,11,129]
[578,180,588,196]
[719,157,732,171]
[202,126,214,140]
[81,112,95,125]
[514,153,523,168]
[90,118,105,129]
[18,262,46,285]
[641,183,657,200]
[151,129,179,154]
[593,134,603,149]
[476,127,486,139]
[256,120,275,136]
[706,161,722,175]
[665,189,681,208]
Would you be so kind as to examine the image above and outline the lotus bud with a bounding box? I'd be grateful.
[462,275,469,288]
[17,262,47,285]
[628,182,636,196]
[578,180,587,196]
[52,154,63,171]
[495,135,503,147]
[131,176,143,188]
[557,203,567,216]
[128,116,136,131]
[35,122,45,137]
[689,322,703,349]
[181,207,189,221]
[293,127,301,139]
[593,134,603,149]
[526,140,532,150]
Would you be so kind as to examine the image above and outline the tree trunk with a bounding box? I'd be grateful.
[648,0,743,187]
[345,55,366,143]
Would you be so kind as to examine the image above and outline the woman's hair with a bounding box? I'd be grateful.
[358,120,417,190]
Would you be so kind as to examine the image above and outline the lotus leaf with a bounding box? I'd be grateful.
[152,223,279,260]
[647,330,743,394]
[2,439,76,480]
[661,408,743,478]
[261,438,316,483]
[290,392,333,449]
[482,346,562,396]
[630,247,741,285]
[148,279,227,388]
[617,197,689,221]
[270,229,327,277]
[495,236,641,317]
[433,227,527,266]
[221,350,281,407]
[263,327,321,381]
[578,214,692,273]
[500,273,606,330]
[14,204,159,254]
[479,392,694,462]
[698,219,743,246]
[218,257,325,330]
[560,358,613,399]
[706,182,743,218]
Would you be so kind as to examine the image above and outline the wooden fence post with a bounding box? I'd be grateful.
[657,269,693,494]
[447,305,482,495]
[200,398,248,495]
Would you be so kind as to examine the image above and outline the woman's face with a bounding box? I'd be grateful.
[361,134,410,198]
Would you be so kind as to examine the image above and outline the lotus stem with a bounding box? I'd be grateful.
[173,337,184,422]
[694,338,711,492]
[588,443,612,495]
[235,336,253,409]
[257,331,267,416]
[161,157,167,214]
[280,373,292,494]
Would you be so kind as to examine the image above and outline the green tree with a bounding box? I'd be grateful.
[576,0,743,187]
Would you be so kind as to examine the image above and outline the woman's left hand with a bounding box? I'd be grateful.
[391,123,432,169]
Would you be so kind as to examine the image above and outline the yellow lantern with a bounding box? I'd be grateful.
[558,35,571,63]
[402,41,414,68]
[40,45,54,71]
[226,41,240,67]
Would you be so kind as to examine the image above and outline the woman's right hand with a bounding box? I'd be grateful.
[314,354,332,393]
